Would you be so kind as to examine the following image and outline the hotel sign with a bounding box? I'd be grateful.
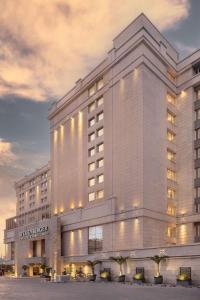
[19,226,49,240]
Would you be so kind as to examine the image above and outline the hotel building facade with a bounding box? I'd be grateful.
[4,14,200,283]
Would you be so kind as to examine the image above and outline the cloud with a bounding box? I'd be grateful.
[0,0,190,102]
[0,139,17,166]
[174,41,197,57]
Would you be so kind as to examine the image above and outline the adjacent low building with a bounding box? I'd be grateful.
[4,13,200,284]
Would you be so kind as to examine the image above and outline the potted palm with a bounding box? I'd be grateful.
[150,255,168,284]
[110,256,129,282]
[40,264,47,277]
[87,260,101,281]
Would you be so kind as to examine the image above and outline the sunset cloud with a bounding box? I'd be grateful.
[0,139,17,166]
[0,0,190,102]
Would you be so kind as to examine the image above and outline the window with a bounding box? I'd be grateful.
[97,127,104,137]
[88,85,96,96]
[88,132,95,142]
[96,189,104,199]
[167,205,175,216]
[196,129,200,140]
[88,192,95,202]
[97,174,104,184]
[88,226,103,254]
[196,109,200,120]
[97,158,104,168]
[167,130,175,142]
[97,97,104,107]
[196,148,200,159]
[89,117,95,127]
[196,168,200,179]
[97,79,103,90]
[167,227,176,238]
[196,89,200,100]
[97,111,104,122]
[167,149,176,162]
[167,111,175,124]
[196,187,200,198]
[167,93,176,105]
[167,188,175,199]
[194,223,200,238]
[195,202,200,213]
[193,63,200,75]
[88,162,95,172]
[167,169,176,181]
[88,102,96,113]
[97,143,104,153]
[88,147,95,157]
[88,177,95,187]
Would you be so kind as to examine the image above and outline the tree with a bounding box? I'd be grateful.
[87,260,101,276]
[110,256,129,276]
[150,255,168,277]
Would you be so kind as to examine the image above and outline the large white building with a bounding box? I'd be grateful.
[4,14,200,284]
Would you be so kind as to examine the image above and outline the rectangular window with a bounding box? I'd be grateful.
[195,203,200,213]
[194,223,200,238]
[88,147,95,157]
[167,187,175,199]
[167,111,175,124]
[97,96,104,107]
[196,129,200,140]
[167,205,175,216]
[97,143,104,153]
[196,109,200,120]
[97,111,104,122]
[167,149,176,162]
[88,132,95,142]
[88,192,95,202]
[196,148,200,159]
[97,127,104,137]
[167,169,176,181]
[88,162,95,172]
[97,174,104,184]
[96,189,104,199]
[88,102,96,113]
[88,226,103,254]
[88,85,96,97]
[167,130,175,142]
[88,117,95,127]
[196,168,200,179]
[88,177,95,187]
[167,93,176,105]
[97,158,104,168]
[97,79,103,90]
[196,89,200,100]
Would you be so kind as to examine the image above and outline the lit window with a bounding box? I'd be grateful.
[196,129,200,140]
[88,226,103,254]
[167,169,176,181]
[97,97,104,107]
[97,112,104,122]
[89,85,96,97]
[167,226,176,238]
[167,130,175,142]
[166,93,176,105]
[88,102,96,113]
[97,174,104,184]
[167,205,175,216]
[97,127,104,137]
[97,143,104,153]
[167,149,176,162]
[88,162,95,172]
[196,148,200,159]
[89,132,95,142]
[89,147,95,157]
[167,111,175,124]
[88,192,95,202]
[97,79,103,90]
[96,189,104,199]
[88,177,95,187]
[97,158,104,168]
[167,188,175,199]
[89,117,95,127]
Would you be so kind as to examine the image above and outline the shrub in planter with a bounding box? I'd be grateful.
[87,260,101,281]
[110,256,129,282]
[150,255,168,284]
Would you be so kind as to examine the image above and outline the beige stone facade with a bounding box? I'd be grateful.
[4,14,200,284]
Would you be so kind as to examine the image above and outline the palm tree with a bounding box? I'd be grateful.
[150,255,168,277]
[110,256,129,276]
[87,260,101,276]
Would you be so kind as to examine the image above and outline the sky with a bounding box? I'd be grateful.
[0,0,200,255]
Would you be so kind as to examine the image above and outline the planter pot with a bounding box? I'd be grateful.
[154,276,163,284]
[89,274,97,281]
[177,279,192,287]
[118,275,125,282]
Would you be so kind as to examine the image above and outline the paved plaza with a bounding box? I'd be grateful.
[0,278,199,300]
